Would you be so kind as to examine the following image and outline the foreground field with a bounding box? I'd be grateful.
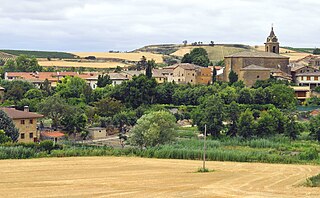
[0,157,319,198]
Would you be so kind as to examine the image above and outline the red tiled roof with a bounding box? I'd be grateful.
[41,131,65,138]
[0,107,43,119]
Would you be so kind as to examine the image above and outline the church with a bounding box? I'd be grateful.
[223,27,290,86]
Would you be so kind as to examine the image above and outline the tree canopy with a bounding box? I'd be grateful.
[0,110,19,142]
[129,111,177,148]
[181,48,210,67]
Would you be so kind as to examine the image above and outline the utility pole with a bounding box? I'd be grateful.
[203,124,207,170]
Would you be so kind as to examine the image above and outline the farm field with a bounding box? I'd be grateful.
[38,60,129,68]
[73,52,164,63]
[171,45,250,62]
[0,157,319,198]
[255,45,311,61]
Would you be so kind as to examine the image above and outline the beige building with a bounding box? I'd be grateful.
[291,64,319,83]
[291,86,311,102]
[88,127,107,140]
[239,65,271,87]
[295,72,320,89]
[0,86,4,103]
[1,107,43,143]
[162,63,212,85]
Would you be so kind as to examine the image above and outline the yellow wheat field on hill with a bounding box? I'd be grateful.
[255,45,310,61]
[38,60,129,68]
[73,52,164,63]
[171,45,248,62]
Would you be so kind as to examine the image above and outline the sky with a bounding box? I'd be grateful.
[0,0,319,52]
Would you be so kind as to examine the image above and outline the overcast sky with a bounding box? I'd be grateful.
[0,0,319,52]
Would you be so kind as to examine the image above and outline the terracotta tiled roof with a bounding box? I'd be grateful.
[152,69,166,78]
[225,51,288,59]
[41,131,65,138]
[0,107,43,119]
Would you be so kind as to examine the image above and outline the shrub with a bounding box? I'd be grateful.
[305,174,320,187]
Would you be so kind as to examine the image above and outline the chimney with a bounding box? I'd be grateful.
[24,106,29,112]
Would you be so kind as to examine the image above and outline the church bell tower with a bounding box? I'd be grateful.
[265,26,279,54]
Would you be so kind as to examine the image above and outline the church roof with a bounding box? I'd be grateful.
[225,51,288,59]
[240,65,272,71]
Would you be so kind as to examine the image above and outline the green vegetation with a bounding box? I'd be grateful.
[0,49,75,59]
[182,48,210,67]
[0,110,19,142]
[305,174,320,187]
[129,111,177,148]
[281,47,314,54]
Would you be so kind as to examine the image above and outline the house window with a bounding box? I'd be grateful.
[29,133,33,139]
[21,133,25,139]
[192,74,195,76]
[315,76,319,81]
[178,79,181,82]
[301,77,304,80]
[21,120,25,125]
[307,76,311,81]
[191,80,193,82]
[29,119,33,124]
[257,75,260,79]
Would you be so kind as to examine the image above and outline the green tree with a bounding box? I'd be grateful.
[61,106,87,135]
[0,110,19,142]
[192,95,224,137]
[94,97,124,117]
[129,111,177,148]
[24,89,44,100]
[226,101,241,137]
[309,115,320,141]
[181,48,210,67]
[146,60,155,78]
[40,78,52,96]
[228,70,238,85]
[265,84,296,109]
[136,56,148,70]
[313,48,320,55]
[3,55,42,72]
[38,95,69,129]
[0,130,11,144]
[256,111,277,137]
[56,76,87,99]
[212,67,217,83]
[238,109,256,139]
[111,75,157,108]
[97,74,112,88]
[238,88,253,104]
[285,115,302,140]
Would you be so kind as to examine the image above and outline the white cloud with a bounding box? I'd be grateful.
[0,0,319,51]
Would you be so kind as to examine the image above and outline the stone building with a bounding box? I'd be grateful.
[239,65,271,87]
[162,63,212,85]
[223,27,290,86]
[0,106,43,143]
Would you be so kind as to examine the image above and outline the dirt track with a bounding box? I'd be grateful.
[0,157,319,198]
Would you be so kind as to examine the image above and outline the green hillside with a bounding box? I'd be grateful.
[0,49,76,59]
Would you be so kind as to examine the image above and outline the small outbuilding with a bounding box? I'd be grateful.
[41,131,65,144]
[88,127,108,140]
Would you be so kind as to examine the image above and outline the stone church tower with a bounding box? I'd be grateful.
[265,26,279,54]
